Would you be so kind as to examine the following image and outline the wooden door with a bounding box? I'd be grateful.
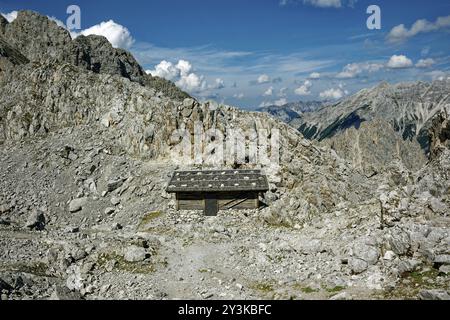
[204,193,218,216]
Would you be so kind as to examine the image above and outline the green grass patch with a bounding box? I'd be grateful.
[250,282,276,295]
[138,211,163,230]
[300,286,319,294]
[326,286,346,293]
[198,268,211,273]
[381,267,446,299]
[97,252,155,274]
[0,262,51,277]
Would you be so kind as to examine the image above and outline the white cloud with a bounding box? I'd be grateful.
[386,55,413,69]
[294,80,312,96]
[386,15,450,43]
[415,58,435,68]
[209,78,225,90]
[426,70,449,81]
[233,93,245,99]
[308,72,321,79]
[278,87,288,97]
[176,59,192,76]
[147,59,207,93]
[147,60,180,81]
[176,73,206,92]
[280,0,357,8]
[336,56,415,78]
[336,62,383,78]
[259,98,287,108]
[72,20,135,49]
[263,86,274,96]
[319,87,346,100]
[274,98,288,106]
[1,11,17,23]
[257,74,271,84]
[303,0,342,8]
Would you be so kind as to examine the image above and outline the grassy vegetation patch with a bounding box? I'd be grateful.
[254,283,274,292]
[138,211,163,230]
[97,252,155,274]
[381,267,447,299]
[299,286,319,294]
[325,286,346,293]
[0,261,51,277]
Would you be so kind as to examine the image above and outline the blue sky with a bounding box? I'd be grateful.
[1,0,450,109]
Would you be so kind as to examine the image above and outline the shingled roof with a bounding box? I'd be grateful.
[166,169,270,193]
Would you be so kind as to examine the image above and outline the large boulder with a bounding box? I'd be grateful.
[418,289,450,300]
[123,245,148,262]
[25,209,46,230]
[69,198,88,213]
[387,227,411,255]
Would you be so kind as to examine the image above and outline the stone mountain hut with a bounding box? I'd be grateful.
[166,169,269,216]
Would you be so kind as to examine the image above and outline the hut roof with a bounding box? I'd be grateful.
[166,169,270,193]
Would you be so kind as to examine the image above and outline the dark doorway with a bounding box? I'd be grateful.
[204,193,218,216]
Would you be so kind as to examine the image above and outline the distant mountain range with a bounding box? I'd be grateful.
[256,101,325,127]
[257,80,450,173]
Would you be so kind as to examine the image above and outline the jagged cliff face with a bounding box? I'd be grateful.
[429,110,450,160]
[323,119,428,175]
[297,81,450,149]
[0,37,28,71]
[0,10,189,101]
[259,81,449,175]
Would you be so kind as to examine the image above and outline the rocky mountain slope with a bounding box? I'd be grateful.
[296,81,450,147]
[0,11,448,300]
[257,101,324,126]
[0,11,190,101]
[260,81,450,175]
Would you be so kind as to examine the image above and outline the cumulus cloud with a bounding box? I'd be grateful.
[280,0,357,8]
[303,0,342,8]
[257,74,271,84]
[146,60,180,81]
[263,86,274,96]
[72,20,135,49]
[147,59,207,93]
[210,78,225,90]
[336,56,415,78]
[386,55,413,69]
[278,87,288,97]
[386,15,450,43]
[319,87,346,100]
[1,11,17,22]
[415,58,435,68]
[336,62,383,78]
[308,72,321,79]
[233,93,245,99]
[259,98,287,108]
[295,80,313,96]
[426,70,449,81]
[177,73,206,92]
[274,98,288,106]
